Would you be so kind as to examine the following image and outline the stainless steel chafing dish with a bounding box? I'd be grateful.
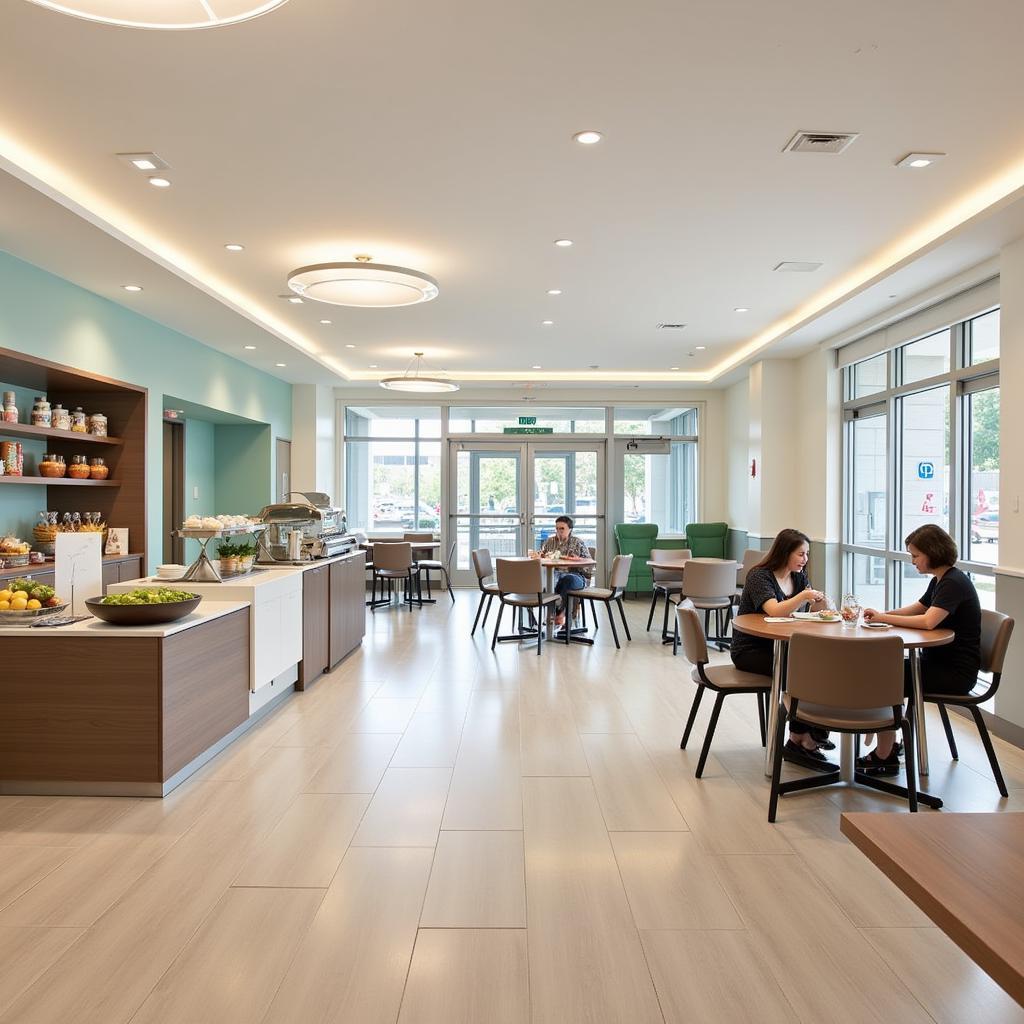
[256,492,356,563]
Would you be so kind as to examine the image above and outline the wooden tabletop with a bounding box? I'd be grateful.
[841,812,1024,1006]
[644,557,738,569]
[539,556,595,569]
[361,540,440,551]
[732,613,953,649]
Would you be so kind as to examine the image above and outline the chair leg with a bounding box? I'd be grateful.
[424,570,433,599]
[756,691,766,747]
[696,692,725,778]
[491,601,503,650]
[901,707,918,813]
[536,595,543,656]
[581,600,587,629]
[482,593,494,627]
[681,685,704,749]
[970,705,1009,797]
[617,598,631,641]
[591,600,599,631]
[768,699,788,822]
[662,591,672,640]
[471,592,486,636]
[647,589,660,631]
[606,600,620,649]
[672,616,680,657]
[564,597,572,645]
[443,569,455,603]
[937,702,959,759]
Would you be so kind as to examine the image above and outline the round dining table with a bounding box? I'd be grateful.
[732,613,953,807]
[538,556,597,641]
[646,557,739,645]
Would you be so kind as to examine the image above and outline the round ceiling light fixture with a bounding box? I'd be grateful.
[287,256,438,308]
[379,352,459,393]
[23,0,291,30]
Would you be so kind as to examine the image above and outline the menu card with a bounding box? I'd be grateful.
[55,532,103,616]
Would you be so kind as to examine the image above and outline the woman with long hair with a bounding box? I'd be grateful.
[858,523,981,775]
[731,528,832,770]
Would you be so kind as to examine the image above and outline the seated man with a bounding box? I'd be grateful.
[535,515,592,627]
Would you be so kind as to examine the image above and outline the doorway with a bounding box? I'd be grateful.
[276,438,292,503]
[448,440,604,587]
[162,419,185,564]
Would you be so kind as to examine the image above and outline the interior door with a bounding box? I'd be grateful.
[449,442,527,587]
[275,437,291,503]
[162,420,185,564]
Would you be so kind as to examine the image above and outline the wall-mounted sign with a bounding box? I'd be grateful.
[917,461,935,480]
[504,426,554,434]
[518,416,537,425]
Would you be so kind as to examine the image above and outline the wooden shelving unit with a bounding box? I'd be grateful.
[0,345,148,568]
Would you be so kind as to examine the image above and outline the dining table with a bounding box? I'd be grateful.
[645,557,739,645]
[732,613,953,807]
[361,539,443,603]
[537,555,597,642]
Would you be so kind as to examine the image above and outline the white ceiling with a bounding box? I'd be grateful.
[2,0,1024,388]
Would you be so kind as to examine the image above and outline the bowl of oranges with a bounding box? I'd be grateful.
[0,579,67,623]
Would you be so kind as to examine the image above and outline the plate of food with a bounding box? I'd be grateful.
[793,610,842,622]
[0,579,67,623]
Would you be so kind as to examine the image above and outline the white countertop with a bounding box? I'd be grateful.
[0,600,249,637]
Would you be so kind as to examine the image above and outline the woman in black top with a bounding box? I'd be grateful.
[859,523,981,774]
[732,529,831,770]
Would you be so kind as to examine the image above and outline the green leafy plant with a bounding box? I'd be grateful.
[216,541,238,558]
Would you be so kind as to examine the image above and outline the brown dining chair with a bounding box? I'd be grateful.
[491,557,559,656]
[671,559,737,654]
[768,632,916,821]
[677,605,770,777]
[647,548,691,640]
[566,554,633,648]
[370,541,422,611]
[415,538,456,603]
[734,548,762,603]
[926,609,1014,797]
[471,548,501,636]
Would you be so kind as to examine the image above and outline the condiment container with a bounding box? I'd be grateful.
[88,412,107,437]
[51,404,71,430]
[31,397,52,428]
[70,407,88,432]
[2,391,18,424]
[89,457,109,480]
[39,453,67,478]
[68,454,91,479]
[2,441,23,475]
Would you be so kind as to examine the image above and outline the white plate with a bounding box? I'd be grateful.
[862,621,892,629]
[792,611,841,622]
[763,616,795,623]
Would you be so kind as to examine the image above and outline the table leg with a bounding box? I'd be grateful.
[910,648,929,777]
[840,735,854,783]
[545,565,555,641]
[764,639,785,777]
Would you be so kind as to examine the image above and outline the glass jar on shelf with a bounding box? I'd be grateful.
[89,457,109,480]
[31,397,52,428]
[39,453,67,478]
[2,391,18,423]
[51,404,71,431]
[88,412,107,437]
[70,407,88,432]
[68,454,91,479]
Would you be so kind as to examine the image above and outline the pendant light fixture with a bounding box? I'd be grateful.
[379,353,458,393]
[23,0,290,29]
[287,256,439,308]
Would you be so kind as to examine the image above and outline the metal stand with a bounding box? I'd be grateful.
[176,525,267,585]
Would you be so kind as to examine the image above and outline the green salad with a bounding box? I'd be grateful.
[101,588,198,606]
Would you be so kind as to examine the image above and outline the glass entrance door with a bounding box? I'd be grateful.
[449,440,604,587]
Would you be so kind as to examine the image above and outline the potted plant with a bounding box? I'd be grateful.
[236,541,256,572]
[217,540,239,575]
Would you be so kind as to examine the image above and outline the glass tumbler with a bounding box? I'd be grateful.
[840,593,861,628]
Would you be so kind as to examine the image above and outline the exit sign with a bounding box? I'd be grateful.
[518,416,537,425]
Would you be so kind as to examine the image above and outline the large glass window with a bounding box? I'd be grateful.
[613,407,697,435]
[622,443,697,532]
[898,386,949,536]
[967,386,999,567]
[901,329,950,385]
[850,414,887,548]
[969,309,999,365]
[851,353,887,399]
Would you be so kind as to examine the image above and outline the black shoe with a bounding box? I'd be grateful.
[783,740,836,773]
[856,750,900,776]
[892,741,904,758]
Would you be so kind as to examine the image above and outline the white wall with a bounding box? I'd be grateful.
[291,383,337,500]
[796,346,842,544]
[725,378,749,531]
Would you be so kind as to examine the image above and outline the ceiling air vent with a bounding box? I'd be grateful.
[773,261,822,273]
[783,131,859,155]
[656,323,686,330]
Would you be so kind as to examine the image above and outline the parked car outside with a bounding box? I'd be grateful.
[971,512,998,543]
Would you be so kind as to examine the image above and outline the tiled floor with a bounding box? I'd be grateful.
[1,592,1022,1023]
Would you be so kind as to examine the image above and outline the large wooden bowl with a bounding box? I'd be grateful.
[85,595,201,625]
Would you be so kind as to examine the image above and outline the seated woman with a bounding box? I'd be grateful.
[731,529,831,771]
[858,523,981,775]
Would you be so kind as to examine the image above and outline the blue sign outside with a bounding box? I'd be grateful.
[918,461,935,480]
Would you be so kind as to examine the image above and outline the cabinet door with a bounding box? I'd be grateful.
[300,566,329,688]
[118,557,143,583]
[102,562,120,594]
[348,554,366,645]
[328,560,347,667]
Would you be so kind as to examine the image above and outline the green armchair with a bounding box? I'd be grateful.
[684,522,729,559]
[613,524,658,595]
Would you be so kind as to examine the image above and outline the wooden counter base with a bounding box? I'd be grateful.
[0,608,250,796]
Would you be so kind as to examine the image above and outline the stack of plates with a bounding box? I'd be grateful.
[155,564,186,580]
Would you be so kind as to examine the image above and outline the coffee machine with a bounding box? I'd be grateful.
[256,492,356,563]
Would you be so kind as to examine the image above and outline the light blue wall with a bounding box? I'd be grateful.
[182,418,216,564]
[0,250,292,569]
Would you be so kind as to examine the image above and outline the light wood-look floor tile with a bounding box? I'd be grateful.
[347,697,418,733]
[610,831,743,930]
[520,713,590,776]
[233,793,370,888]
[130,887,324,1024]
[582,733,688,830]
[0,927,84,1018]
[391,712,466,768]
[302,732,401,793]
[715,854,934,1023]
[443,711,523,830]
[421,831,526,928]
[641,928,797,1023]
[263,847,432,1024]
[0,846,73,913]
[0,798,136,847]
[351,767,451,847]
[398,929,530,1024]
[522,777,664,1023]
[862,926,1024,1024]
[0,833,177,927]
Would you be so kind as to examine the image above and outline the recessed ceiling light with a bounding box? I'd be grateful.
[225,243,245,252]
[532,365,542,369]
[547,289,562,295]
[542,320,554,326]
[275,362,286,367]
[133,159,156,170]
[122,284,143,292]
[345,344,356,349]
[287,258,438,308]
[244,345,256,350]
[896,152,946,169]
[696,346,707,351]
[670,366,680,370]
[554,239,573,247]
[319,319,332,325]
[116,152,169,172]
[148,177,171,188]
[573,130,603,145]
[287,297,303,304]
[369,364,378,368]
[734,307,750,313]
[25,0,291,29]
